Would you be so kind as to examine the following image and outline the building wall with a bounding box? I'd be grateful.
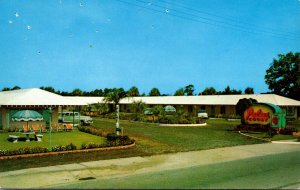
[102,103,299,120]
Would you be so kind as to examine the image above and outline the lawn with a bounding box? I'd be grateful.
[1,118,292,172]
[0,130,105,151]
[92,118,263,154]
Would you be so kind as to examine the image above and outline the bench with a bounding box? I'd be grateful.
[9,135,19,143]
[35,134,43,142]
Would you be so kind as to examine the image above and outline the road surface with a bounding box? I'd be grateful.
[0,143,299,189]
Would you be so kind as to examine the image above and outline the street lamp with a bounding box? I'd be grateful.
[116,104,121,136]
[48,107,52,150]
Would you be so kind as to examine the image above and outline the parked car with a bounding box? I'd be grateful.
[197,109,208,119]
[58,111,93,126]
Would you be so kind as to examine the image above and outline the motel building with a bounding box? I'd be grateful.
[1,88,300,130]
[68,93,300,120]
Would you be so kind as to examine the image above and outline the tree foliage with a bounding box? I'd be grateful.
[221,85,242,95]
[201,87,217,95]
[103,88,127,111]
[184,84,195,95]
[127,86,140,97]
[236,98,258,124]
[174,88,185,96]
[265,52,300,100]
[244,87,254,94]
[149,87,161,96]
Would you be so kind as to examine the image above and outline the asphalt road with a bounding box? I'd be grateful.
[1,143,300,189]
[50,150,300,189]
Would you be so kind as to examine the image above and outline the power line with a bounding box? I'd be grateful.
[156,0,300,37]
[136,0,299,39]
[116,0,300,40]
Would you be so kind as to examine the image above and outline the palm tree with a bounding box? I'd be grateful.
[149,88,161,96]
[103,88,127,111]
[103,88,127,135]
[127,86,140,97]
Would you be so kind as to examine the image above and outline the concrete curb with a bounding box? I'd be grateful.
[238,131,271,142]
[0,142,136,160]
[158,123,207,127]
[271,141,300,144]
[239,131,300,145]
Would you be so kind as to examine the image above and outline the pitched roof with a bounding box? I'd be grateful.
[0,88,85,106]
[119,94,300,106]
[67,94,300,106]
[2,88,299,107]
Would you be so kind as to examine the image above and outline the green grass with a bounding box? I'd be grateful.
[2,118,294,172]
[0,130,105,151]
[92,118,263,154]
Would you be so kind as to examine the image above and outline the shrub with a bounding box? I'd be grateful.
[0,147,49,156]
[278,127,298,135]
[266,128,277,138]
[66,143,77,151]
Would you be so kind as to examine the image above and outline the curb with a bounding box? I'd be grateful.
[158,123,207,127]
[238,131,271,142]
[271,141,300,144]
[239,131,300,145]
[0,142,136,160]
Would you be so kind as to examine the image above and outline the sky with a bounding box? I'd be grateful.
[0,0,299,95]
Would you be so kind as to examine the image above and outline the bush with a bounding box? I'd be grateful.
[278,127,298,135]
[266,128,277,138]
[0,147,49,156]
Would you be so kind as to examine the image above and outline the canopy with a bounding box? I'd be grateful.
[164,105,176,112]
[12,110,43,121]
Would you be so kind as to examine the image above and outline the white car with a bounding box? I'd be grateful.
[197,111,208,118]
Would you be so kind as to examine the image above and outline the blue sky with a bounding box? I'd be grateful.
[0,0,299,95]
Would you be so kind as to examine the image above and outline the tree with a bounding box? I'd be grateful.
[71,88,83,96]
[184,84,195,95]
[103,88,127,111]
[93,103,109,115]
[244,87,254,94]
[40,86,56,93]
[2,87,11,91]
[201,87,217,95]
[265,52,300,100]
[127,86,140,97]
[11,86,21,90]
[130,100,146,113]
[174,88,185,96]
[236,98,257,124]
[222,85,242,95]
[149,88,161,96]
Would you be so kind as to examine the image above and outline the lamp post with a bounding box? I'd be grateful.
[116,104,120,135]
[48,107,52,150]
